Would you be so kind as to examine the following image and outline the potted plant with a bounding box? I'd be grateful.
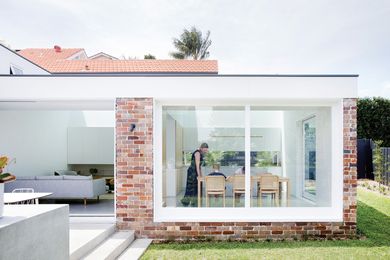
[0,156,16,218]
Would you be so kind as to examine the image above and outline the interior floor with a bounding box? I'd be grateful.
[164,191,316,207]
[41,193,115,215]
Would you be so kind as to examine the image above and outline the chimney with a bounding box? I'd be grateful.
[54,45,61,53]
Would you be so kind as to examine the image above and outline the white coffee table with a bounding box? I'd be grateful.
[4,192,53,204]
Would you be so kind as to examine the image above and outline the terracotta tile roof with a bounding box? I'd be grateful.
[42,59,218,73]
[17,48,85,63]
[17,48,218,74]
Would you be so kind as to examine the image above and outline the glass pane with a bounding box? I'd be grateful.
[250,107,331,207]
[162,106,245,208]
[250,109,283,207]
[303,117,316,200]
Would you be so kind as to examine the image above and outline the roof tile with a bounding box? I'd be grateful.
[18,48,218,73]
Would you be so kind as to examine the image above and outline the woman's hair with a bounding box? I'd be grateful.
[200,143,209,148]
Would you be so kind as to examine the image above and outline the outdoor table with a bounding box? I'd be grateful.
[4,192,53,204]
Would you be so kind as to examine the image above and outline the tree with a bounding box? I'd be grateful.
[357,97,390,146]
[144,54,156,59]
[170,26,212,60]
[372,140,384,189]
[120,55,138,60]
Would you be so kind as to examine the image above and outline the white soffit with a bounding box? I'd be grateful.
[0,100,114,110]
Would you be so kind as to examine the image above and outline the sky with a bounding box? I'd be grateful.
[1,0,390,97]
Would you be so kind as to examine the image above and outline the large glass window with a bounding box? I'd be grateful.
[162,106,245,208]
[162,105,331,209]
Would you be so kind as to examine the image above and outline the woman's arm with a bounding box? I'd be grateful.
[195,152,202,177]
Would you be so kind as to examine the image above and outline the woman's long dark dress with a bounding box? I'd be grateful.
[182,149,204,206]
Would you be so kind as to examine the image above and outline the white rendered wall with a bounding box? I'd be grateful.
[0,76,357,101]
[0,111,114,177]
[0,45,49,75]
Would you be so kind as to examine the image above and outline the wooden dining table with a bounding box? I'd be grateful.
[4,192,53,204]
[197,174,290,207]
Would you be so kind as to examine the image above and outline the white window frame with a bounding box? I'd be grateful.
[153,99,344,222]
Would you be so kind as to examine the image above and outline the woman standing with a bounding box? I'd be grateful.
[181,143,209,207]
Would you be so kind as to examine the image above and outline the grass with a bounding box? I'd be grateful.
[141,188,390,259]
[357,187,390,216]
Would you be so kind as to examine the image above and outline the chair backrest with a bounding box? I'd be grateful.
[12,188,34,193]
[232,175,245,190]
[259,175,279,190]
[205,176,225,191]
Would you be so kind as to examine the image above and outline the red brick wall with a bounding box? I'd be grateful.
[116,98,357,240]
[343,98,358,225]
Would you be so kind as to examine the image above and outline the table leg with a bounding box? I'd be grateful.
[198,179,201,208]
[279,182,282,202]
[287,180,290,207]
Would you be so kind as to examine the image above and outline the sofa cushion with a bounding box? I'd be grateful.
[15,176,36,180]
[63,175,92,180]
[36,176,64,180]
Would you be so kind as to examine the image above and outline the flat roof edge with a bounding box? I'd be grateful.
[0,73,359,78]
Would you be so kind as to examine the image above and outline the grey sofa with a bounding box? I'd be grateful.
[5,175,106,205]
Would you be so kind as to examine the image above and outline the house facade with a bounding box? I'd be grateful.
[0,74,357,240]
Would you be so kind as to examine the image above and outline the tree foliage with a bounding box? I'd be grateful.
[204,151,224,167]
[372,140,384,185]
[144,54,156,59]
[357,97,390,147]
[170,26,212,60]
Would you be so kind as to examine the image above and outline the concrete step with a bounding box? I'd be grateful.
[70,216,115,224]
[117,239,153,260]
[83,231,135,260]
[70,223,115,260]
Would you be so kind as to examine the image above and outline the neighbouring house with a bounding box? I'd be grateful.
[17,45,218,74]
[0,72,358,240]
[89,52,119,60]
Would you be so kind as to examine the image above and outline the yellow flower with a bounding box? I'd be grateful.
[0,156,8,169]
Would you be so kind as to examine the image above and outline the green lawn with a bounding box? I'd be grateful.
[142,188,390,260]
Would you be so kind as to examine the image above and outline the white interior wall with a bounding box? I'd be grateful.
[0,110,114,177]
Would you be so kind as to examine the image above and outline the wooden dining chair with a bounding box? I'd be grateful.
[231,175,245,207]
[205,176,226,207]
[258,175,279,207]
